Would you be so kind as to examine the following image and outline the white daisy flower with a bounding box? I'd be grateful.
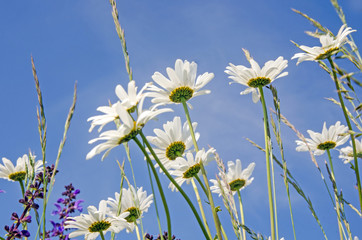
[0,154,43,182]
[296,121,349,156]
[147,59,214,106]
[292,24,356,64]
[210,159,255,196]
[87,101,123,133]
[146,116,199,171]
[339,139,362,164]
[115,80,151,112]
[106,186,153,232]
[225,51,288,103]
[168,148,216,191]
[64,200,129,240]
[86,97,173,161]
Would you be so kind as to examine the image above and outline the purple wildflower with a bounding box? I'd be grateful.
[46,183,83,239]
[145,231,181,240]
[5,165,57,240]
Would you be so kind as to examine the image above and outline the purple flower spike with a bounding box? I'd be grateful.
[21,230,30,237]
[21,216,32,223]
[45,183,83,239]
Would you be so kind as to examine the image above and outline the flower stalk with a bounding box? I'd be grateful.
[326,149,344,240]
[258,86,278,240]
[181,99,223,240]
[237,190,246,240]
[133,136,172,240]
[327,56,362,212]
[139,131,211,240]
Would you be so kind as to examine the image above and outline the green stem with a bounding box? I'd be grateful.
[181,100,223,240]
[191,179,213,239]
[18,180,25,198]
[133,136,172,240]
[147,161,164,239]
[283,162,297,240]
[195,174,208,196]
[99,231,106,240]
[139,131,211,240]
[124,143,145,237]
[237,190,246,240]
[326,149,344,240]
[328,57,362,212]
[258,86,277,240]
[135,223,141,240]
[111,171,125,240]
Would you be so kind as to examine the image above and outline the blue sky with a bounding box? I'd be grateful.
[1,0,362,239]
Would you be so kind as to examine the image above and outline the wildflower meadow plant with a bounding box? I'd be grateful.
[1,1,362,240]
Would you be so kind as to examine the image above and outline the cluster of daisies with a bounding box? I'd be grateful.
[74,23,360,239]
[64,186,153,240]
[2,23,359,239]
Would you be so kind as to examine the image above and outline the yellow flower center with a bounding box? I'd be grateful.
[9,171,26,181]
[125,207,141,223]
[247,77,271,88]
[229,178,246,191]
[317,141,336,150]
[316,47,339,60]
[183,163,201,179]
[166,141,186,160]
[88,220,111,233]
[169,87,194,103]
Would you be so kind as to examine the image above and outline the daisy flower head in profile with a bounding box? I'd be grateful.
[87,101,123,133]
[0,154,43,182]
[225,49,288,103]
[106,186,153,232]
[339,139,362,164]
[210,159,255,196]
[146,116,199,172]
[86,96,173,161]
[296,121,349,156]
[147,59,214,107]
[115,80,152,113]
[168,148,216,191]
[292,24,356,65]
[64,200,129,240]
[87,81,151,133]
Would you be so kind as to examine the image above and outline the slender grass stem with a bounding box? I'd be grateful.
[237,190,246,240]
[124,143,145,236]
[258,86,277,240]
[99,231,106,240]
[283,162,297,240]
[328,57,362,211]
[139,131,211,240]
[181,100,223,240]
[326,149,344,240]
[133,136,172,240]
[19,180,25,198]
[195,174,208,196]
[135,223,141,240]
[111,163,125,240]
[191,179,213,239]
[147,162,164,238]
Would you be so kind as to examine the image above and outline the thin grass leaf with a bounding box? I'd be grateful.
[325,163,349,240]
[245,136,330,240]
[47,83,77,199]
[109,0,133,81]
[214,152,241,239]
[292,9,329,34]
